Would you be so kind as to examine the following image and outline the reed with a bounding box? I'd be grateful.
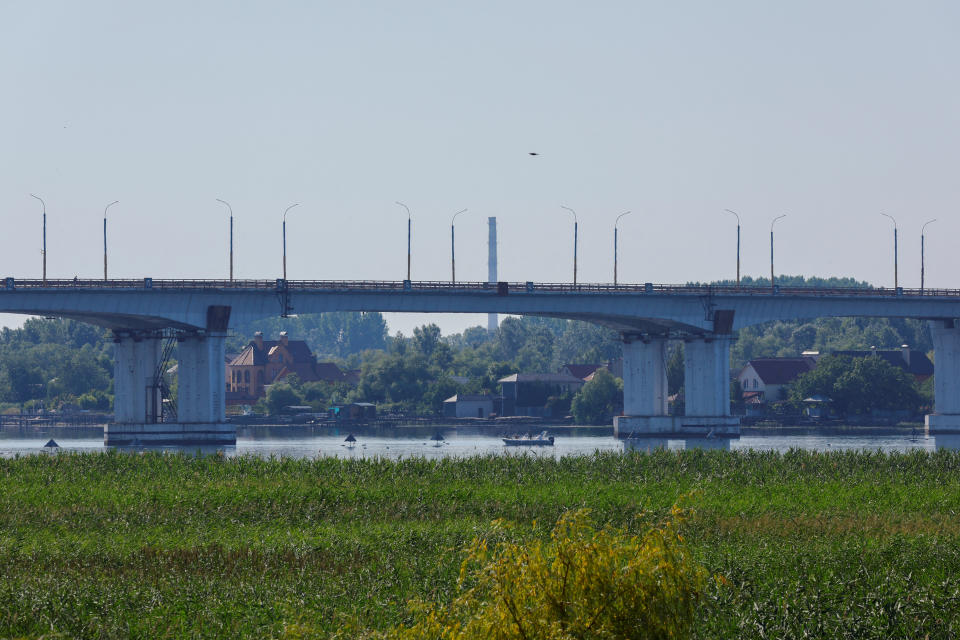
[0,449,958,638]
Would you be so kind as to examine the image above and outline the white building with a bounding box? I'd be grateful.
[737,357,816,404]
[443,394,495,418]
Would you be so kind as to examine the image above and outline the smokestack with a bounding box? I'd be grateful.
[488,217,498,334]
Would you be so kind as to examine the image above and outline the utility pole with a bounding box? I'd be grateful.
[217,199,234,282]
[614,211,631,285]
[770,214,786,292]
[30,194,46,285]
[561,205,578,286]
[724,209,741,286]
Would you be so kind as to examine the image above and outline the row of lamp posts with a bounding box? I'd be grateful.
[22,195,940,291]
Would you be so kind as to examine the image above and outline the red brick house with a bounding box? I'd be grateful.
[226,331,346,404]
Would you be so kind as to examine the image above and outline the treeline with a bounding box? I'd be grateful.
[261,317,623,416]
[0,319,113,412]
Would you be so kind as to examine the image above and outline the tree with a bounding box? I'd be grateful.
[412,324,442,357]
[790,355,922,416]
[667,343,684,395]
[571,369,623,425]
[265,383,303,415]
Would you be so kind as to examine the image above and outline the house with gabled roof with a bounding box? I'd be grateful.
[498,373,585,417]
[226,331,347,404]
[831,345,933,382]
[737,357,816,404]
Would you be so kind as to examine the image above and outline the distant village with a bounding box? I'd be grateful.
[223,331,934,424]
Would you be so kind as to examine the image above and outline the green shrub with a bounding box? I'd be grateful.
[386,506,711,639]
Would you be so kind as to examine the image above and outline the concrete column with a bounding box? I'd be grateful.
[926,320,960,432]
[176,335,199,423]
[683,335,732,417]
[112,334,137,423]
[133,336,162,423]
[176,332,227,424]
[112,332,161,423]
[614,335,676,437]
[621,337,668,416]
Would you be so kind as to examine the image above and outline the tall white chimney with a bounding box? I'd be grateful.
[488,217,498,333]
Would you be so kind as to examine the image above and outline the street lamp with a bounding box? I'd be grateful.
[103,200,119,280]
[724,209,741,286]
[613,211,631,286]
[880,212,898,290]
[396,201,412,281]
[217,199,234,282]
[561,205,578,286]
[921,218,937,294]
[282,203,299,281]
[770,214,786,291]
[450,208,468,283]
[29,194,46,285]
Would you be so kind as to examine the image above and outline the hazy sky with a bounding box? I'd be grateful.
[2,1,958,336]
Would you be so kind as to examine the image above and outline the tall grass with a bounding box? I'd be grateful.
[0,449,959,637]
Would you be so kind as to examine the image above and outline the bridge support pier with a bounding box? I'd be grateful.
[614,334,740,438]
[110,331,163,425]
[105,329,234,447]
[681,335,740,436]
[926,320,960,433]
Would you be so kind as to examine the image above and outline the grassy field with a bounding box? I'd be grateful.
[1,449,959,638]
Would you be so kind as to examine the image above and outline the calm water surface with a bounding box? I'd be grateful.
[2,425,959,459]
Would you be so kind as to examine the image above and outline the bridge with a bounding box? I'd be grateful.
[4,277,960,444]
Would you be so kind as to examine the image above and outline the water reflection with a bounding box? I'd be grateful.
[2,425,960,459]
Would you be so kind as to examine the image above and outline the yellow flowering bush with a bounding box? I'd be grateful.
[387,506,710,639]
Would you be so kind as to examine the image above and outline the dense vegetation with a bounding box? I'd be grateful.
[0,318,112,413]
[790,354,925,416]
[1,449,959,638]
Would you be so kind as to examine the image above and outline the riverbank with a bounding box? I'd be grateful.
[1,450,959,638]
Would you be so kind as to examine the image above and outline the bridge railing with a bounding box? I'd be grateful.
[4,278,960,298]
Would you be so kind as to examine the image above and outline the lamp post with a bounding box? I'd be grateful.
[921,218,937,294]
[396,201,412,281]
[880,212,898,289]
[613,210,631,286]
[282,203,299,281]
[29,194,46,285]
[103,200,119,280]
[450,208,468,283]
[770,214,786,291]
[217,199,234,282]
[724,209,741,286]
[561,205,578,286]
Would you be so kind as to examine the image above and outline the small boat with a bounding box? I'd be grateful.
[503,430,554,446]
[344,434,357,449]
[430,432,445,447]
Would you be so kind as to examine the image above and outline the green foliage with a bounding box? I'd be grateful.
[667,343,684,395]
[571,368,623,425]
[4,450,960,638]
[386,507,709,640]
[264,383,304,414]
[0,319,112,408]
[790,355,922,416]
[732,317,931,369]
[229,312,388,358]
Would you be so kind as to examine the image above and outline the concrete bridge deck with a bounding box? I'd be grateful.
[4,277,960,444]
[4,278,960,335]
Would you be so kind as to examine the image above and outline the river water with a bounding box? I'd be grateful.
[2,424,959,459]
